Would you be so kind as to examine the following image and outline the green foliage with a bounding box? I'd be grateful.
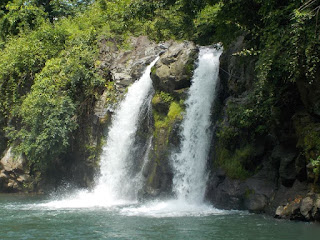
[193,3,221,44]
[0,0,47,41]
[216,124,239,146]
[0,2,105,172]
[311,156,320,178]
[216,144,252,180]
[168,102,183,121]
[152,91,174,105]
[224,90,276,137]
[9,41,103,170]
[153,101,183,136]
[0,23,66,118]
[8,93,77,171]
[294,113,320,174]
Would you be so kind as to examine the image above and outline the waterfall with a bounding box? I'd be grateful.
[172,47,222,204]
[119,47,224,217]
[42,57,159,208]
[94,56,159,203]
[41,47,224,217]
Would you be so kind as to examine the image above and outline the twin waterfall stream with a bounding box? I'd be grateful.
[2,47,318,240]
[43,47,223,216]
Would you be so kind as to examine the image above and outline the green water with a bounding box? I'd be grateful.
[1,194,319,240]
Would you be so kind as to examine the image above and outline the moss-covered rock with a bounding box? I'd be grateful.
[151,41,198,93]
[142,94,184,198]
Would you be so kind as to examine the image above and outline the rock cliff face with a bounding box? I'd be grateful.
[205,36,320,221]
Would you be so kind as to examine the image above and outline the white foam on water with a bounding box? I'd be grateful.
[119,199,229,218]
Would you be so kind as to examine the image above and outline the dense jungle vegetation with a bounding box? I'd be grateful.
[0,0,319,181]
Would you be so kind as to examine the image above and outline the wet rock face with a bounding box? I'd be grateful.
[219,36,256,97]
[95,36,172,119]
[271,145,297,187]
[151,41,198,94]
[206,35,318,221]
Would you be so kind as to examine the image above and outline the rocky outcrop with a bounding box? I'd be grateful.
[151,41,198,94]
[99,36,169,93]
[219,36,256,97]
[275,193,320,221]
[140,41,199,199]
[0,147,33,192]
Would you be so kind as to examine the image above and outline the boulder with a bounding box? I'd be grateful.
[108,36,168,92]
[312,196,320,221]
[300,196,314,220]
[151,41,198,93]
[17,174,29,183]
[275,206,286,218]
[0,170,9,179]
[282,201,303,220]
[0,147,25,172]
[207,177,247,210]
[245,194,268,212]
[7,179,19,189]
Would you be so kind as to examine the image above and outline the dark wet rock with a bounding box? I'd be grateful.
[271,145,297,187]
[219,36,256,97]
[245,194,268,212]
[312,197,320,221]
[141,42,199,199]
[207,176,247,210]
[296,66,320,117]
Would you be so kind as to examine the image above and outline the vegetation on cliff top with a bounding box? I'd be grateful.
[0,0,319,181]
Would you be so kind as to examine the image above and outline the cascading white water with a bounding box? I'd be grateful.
[119,47,224,217]
[41,57,159,208]
[40,47,224,217]
[94,57,159,203]
[172,47,222,203]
